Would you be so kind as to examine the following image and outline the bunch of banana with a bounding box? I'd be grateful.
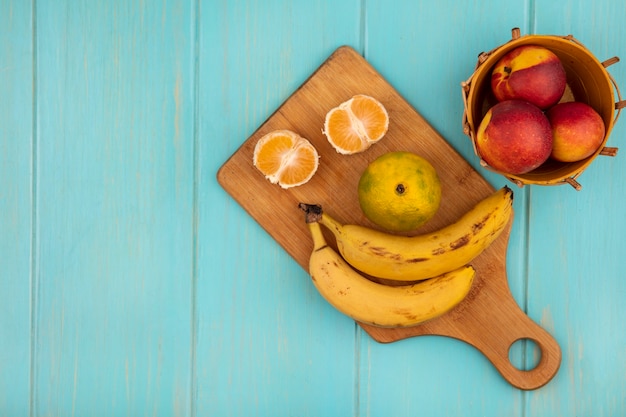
[298,186,514,328]
[301,215,476,328]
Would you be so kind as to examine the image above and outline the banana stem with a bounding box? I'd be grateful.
[298,203,329,250]
[298,203,323,223]
[307,221,328,251]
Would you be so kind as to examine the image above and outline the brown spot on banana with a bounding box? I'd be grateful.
[472,213,491,233]
[367,246,403,261]
[406,257,430,263]
[393,308,418,321]
[450,234,470,249]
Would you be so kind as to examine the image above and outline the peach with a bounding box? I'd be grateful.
[547,102,605,162]
[491,45,567,110]
[476,100,553,175]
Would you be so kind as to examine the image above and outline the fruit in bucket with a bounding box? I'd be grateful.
[491,45,567,110]
[547,102,606,162]
[357,151,441,232]
[476,100,553,175]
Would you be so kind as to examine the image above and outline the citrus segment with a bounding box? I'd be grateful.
[323,94,389,154]
[350,94,389,141]
[253,130,319,189]
[323,108,364,154]
[358,151,441,232]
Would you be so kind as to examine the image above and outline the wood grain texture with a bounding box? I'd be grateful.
[1,0,625,415]
[31,1,195,415]
[195,2,363,416]
[0,1,33,415]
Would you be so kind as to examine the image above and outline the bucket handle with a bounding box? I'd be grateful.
[601,57,625,121]
[601,62,623,160]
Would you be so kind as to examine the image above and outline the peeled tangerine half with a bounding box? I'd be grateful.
[253,130,320,189]
[323,94,389,154]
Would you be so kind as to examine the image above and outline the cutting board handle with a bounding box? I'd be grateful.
[467,302,562,390]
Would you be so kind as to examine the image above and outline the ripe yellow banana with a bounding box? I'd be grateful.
[303,219,475,328]
[306,186,513,282]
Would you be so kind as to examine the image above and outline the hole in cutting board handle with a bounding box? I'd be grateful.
[508,337,542,371]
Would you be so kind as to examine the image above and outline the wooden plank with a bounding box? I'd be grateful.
[526,6,626,415]
[358,2,534,415]
[0,1,33,415]
[32,2,195,415]
[195,2,362,415]
[1,0,624,414]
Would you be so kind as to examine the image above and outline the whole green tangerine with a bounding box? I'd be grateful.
[357,151,442,232]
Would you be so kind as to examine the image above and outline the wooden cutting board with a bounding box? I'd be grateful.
[217,46,561,390]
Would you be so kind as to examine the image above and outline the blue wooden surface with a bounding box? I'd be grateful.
[1,0,625,416]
